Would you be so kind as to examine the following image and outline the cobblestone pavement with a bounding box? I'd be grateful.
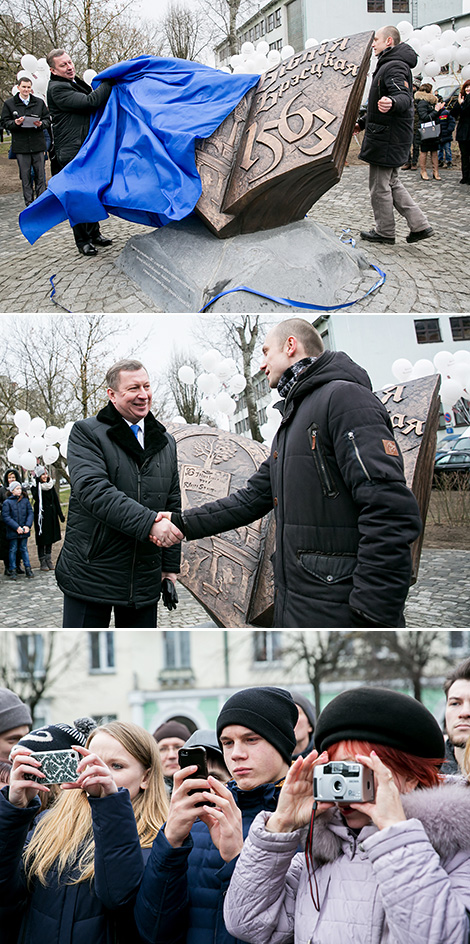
[1,165,469,313]
[0,547,468,628]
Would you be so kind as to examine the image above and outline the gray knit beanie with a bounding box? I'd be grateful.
[0,688,32,735]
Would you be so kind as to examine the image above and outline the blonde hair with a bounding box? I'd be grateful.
[24,721,168,887]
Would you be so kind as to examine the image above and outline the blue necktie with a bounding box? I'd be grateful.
[130,423,141,441]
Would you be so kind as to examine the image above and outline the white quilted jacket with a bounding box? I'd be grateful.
[224,782,470,944]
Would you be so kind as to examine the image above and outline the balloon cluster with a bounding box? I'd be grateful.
[227,36,318,74]
[176,350,247,426]
[391,20,470,81]
[7,411,73,472]
[14,53,97,99]
[391,349,470,414]
[259,394,282,444]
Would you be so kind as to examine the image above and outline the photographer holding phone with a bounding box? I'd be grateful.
[224,687,470,944]
[0,720,168,944]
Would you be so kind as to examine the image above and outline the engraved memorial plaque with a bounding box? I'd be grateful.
[195,30,373,237]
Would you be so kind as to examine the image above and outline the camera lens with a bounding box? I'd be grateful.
[333,779,344,794]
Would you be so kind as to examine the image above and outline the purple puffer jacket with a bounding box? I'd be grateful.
[224,782,470,944]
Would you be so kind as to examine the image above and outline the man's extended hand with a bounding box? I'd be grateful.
[377,96,393,113]
[149,515,183,547]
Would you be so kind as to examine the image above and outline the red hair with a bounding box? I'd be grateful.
[328,740,443,789]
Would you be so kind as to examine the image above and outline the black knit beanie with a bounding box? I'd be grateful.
[314,687,445,759]
[216,687,298,764]
[15,717,97,754]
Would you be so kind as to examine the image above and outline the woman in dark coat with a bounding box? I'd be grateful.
[414,84,444,180]
[452,79,470,184]
[0,720,168,944]
[30,465,65,570]
[0,467,27,574]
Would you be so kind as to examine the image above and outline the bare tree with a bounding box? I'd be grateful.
[281,631,357,718]
[166,350,205,425]
[198,0,256,57]
[0,631,83,724]
[356,631,448,702]
[160,1,210,61]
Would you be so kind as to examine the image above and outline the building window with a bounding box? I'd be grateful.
[258,406,267,424]
[414,318,442,344]
[367,0,385,10]
[275,7,282,26]
[267,13,275,31]
[450,316,470,341]
[260,19,265,35]
[254,23,260,39]
[392,0,409,11]
[17,634,44,676]
[253,631,283,663]
[89,631,115,672]
[164,631,191,668]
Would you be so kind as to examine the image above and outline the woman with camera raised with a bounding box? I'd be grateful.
[0,720,168,944]
[224,687,470,944]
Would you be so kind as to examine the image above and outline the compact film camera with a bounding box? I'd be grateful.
[313,761,375,803]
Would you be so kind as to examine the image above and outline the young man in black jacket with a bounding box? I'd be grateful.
[155,318,422,629]
[46,49,113,256]
[1,78,50,206]
[355,26,434,245]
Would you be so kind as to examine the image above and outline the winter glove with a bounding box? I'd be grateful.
[161,578,178,610]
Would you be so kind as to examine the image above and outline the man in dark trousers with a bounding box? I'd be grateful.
[46,48,112,256]
[1,77,50,206]
[356,25,434,245]
[55,358,183,628]
[156,318,422,629]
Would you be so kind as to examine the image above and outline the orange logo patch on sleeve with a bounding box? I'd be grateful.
[382,439,399,457]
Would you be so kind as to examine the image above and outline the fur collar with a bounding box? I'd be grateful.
[415,90,437,103]
[97,400,170,466]
[311,782,470,865]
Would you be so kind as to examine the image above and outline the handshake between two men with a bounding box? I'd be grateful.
[149,512,183,548]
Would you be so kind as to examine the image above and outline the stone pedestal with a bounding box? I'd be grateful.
[116,215,370,313]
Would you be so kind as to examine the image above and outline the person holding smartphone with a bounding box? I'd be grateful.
[224,687,470,944]
[0,720,168,944]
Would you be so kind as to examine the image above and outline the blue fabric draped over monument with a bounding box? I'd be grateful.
[19,56,259,244]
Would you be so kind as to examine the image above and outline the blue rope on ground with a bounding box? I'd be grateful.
[199,264,386,313]
[49,275,72,312]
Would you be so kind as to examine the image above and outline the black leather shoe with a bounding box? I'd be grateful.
[92,235,113,247]
[360,229,395,245]
[406,227,434,243]
[78,243,98,256]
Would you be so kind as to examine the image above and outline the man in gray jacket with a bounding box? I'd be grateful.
[55,358,182,628]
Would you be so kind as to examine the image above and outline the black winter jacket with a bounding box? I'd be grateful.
[0,786,148,944]
[452,92,470,142]
[414,91,439,125]
[31,481,64,545]
[1,92,50,153]
[47,73,112,166]
[177,352,421,628]
[55,402,181,608]
[359,42,417,167]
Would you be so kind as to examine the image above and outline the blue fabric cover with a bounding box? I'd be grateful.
[19,56,259,244]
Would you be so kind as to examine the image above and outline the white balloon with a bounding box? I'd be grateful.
[29,416,47,436]
[214,391,235,414]
[31,436,47,456]
[32,75,48,94]
[435,47,453,67]
[421,43,436,60]
[44,425,61,444]
[441,30,456,44]
[433,350,455,372]
[178,365,195,385]
[420,24,441,42]
[440,378,464,408]
[14,409,31,430]
[43,445,60,463]
[267,50,281,65]
[412,58,423,75]
[215,357,237,380]
[410,30,422,50]
[171,415,188,425]
[7,447,21,464]
[13,433,30,452]
[423,60,440,77]
[461,65,470,81]
[391,358,413,382]
[455,46,470,66]
[219,66,231,73]
[228,373,246,394]
[449,362,470,392]
[35,58,50,73]
[281,45,295,60]
[305,37,319,48]
[17,70,34,82]
[454,350,470,365]
[201,348,223,372]
[456,27,470,46]
[63,421,75,436]
[21,53,38,71]
[241,42,255,55]
[20,451,36,471]
[410,358,435,379]
[256,41,269,55]
[198,372,220,395]
[229,54,243,66]
[83,69,97,84]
